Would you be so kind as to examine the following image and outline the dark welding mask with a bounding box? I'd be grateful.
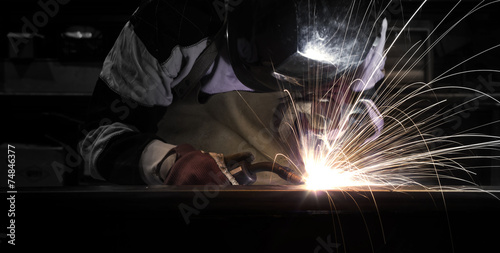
[226,0,383,92]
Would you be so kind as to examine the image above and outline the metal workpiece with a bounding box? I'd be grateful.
[9,185,500,252]
[15,185,500,214]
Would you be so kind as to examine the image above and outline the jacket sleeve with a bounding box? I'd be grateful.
[78,0,223,185]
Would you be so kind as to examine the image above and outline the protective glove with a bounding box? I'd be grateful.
[156,143,254,185]
[154,143,303,185]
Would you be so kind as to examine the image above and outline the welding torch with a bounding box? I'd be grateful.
[228,160,304,185]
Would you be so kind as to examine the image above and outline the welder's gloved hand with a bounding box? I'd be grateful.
[153,143,255,185]
[352,18,387,92]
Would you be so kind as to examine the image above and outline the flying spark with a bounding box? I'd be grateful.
[278,0,500,191]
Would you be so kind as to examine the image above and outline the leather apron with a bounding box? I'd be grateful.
[156,90,296,184]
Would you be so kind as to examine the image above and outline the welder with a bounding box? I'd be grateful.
[78,0,387,185]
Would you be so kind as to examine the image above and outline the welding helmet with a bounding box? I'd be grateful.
[226,0,383,92]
